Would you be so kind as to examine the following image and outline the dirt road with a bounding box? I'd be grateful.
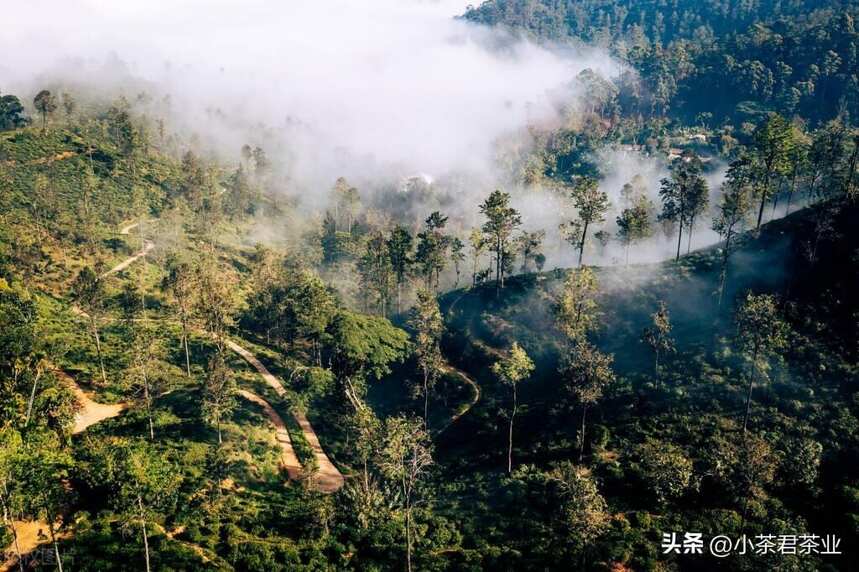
[238,389,303,480]
[227,340,345,492]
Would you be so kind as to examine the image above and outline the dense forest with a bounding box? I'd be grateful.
[1,0,858,571]
[466,0,859,124]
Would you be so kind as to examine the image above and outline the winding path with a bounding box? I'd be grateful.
[100,239,154,278]
[435,364,480,437]
[53,369,128,434]
[237,389,303,480]
[72,222,344,494]
[98,220,153,279]
[226,340,345,492]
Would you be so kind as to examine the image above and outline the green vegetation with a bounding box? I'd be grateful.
[1,1,859,569]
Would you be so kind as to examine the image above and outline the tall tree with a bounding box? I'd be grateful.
[546,462,610,553]
[516,230,545,274]
[71,267,107,385]
[615,195,654,264]
[569,178,610,266]
[559,341,615,462]
[60,92,76,119]
[409,290,444,424]
[713,157,754,308]
[752,114,797,228]
[194,257,236,351]
[378,416,433,572]
[491,342,534,473]
[843,130,859,201]
[0,428,25,572]
[161,258,197,377]
[468,228,487,287]
[33,90,57,131]
[124,322,164,441]
[415,212,450,290]
[783,124,809,215]
[359,231,394,316]
[386,225,413,314]
[554,267,600,344]
[480,190,522,291]
[201,353,237,447]
[735,293,789,433]
[641,301,675,381]
[450,237,465,287]
[333,177,361,233]
[684,175,709,253]
[659,151,707,260]
[326,311,411,413]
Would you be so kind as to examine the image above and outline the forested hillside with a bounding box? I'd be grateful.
[466,0,859,124]
[1,0,858,570]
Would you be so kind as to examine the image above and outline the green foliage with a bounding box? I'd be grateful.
[409,290,445,421]
[640,301,675,376]
[326,310,410,383]
[635,439,695,505]
[559,340,615,408]
[553,266,600,343]
[616,195,654,262]
[658,151,708,259]
[466,1,859,124]
[0,93,28,130]
[480,190,522,288]
[492,342,535,389]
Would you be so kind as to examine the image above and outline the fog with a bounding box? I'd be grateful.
[3,0,766,279]
[2,0,620,190]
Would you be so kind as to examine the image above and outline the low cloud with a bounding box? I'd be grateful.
[2,0,621,191]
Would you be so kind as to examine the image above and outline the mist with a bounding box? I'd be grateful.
[3,0,774,278]
[1,0,620,192]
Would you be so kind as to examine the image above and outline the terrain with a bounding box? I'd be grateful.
[1,0,859,570]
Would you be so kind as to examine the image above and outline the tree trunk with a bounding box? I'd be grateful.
[46,516,63,572]
[675,221,683,261]
[423,369,429,426]
[25,369,43,425]
[686,219,694,254]
[142,369,154,440]
[181,314,191,377]
[404,488,413,572]
[578,221,590,267]
[717,231,733,310]
[508,384,517,473]
[396,281,402,315]
[138,495,151,572]
[742,348,759,433]
[91,317,107,385]
[579,404,588,463]
[495,235,503,291]
[0,489,25,572]
[756,174,771,229]
[844,135,859,198]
